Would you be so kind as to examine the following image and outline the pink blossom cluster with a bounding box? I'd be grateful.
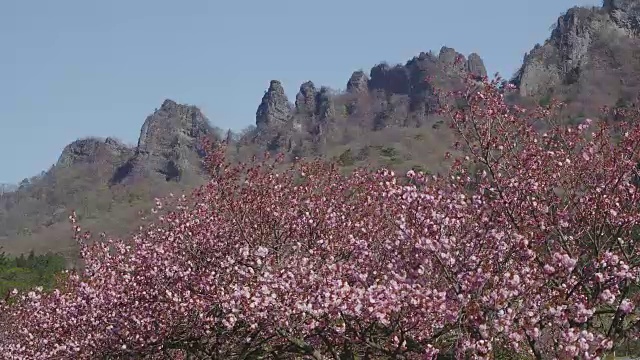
[2,76,640,359]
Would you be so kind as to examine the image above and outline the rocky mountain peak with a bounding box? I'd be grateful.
[136,99,210,155]
[466,53,487,78]
[110,99,215,184]
[57,137,133,168]
[513,2,640,99]
[248,46,486,147]
[369,63,411,94]
[316,86,335,121]
[295,81,317,116]
[438,46,465,71]
[256,80,291,129]
[346,70,369,93]
[160,98,178,111]
[604,0,640,33]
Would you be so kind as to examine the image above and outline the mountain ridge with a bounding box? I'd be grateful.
[5,0,640,257]
[513,0,640,117]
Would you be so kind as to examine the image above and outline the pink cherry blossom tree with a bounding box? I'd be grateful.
[2,75,640,359]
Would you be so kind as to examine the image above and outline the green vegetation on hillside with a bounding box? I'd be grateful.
[0,250,67,297]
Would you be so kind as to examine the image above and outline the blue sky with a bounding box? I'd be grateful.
[0,0,601,184]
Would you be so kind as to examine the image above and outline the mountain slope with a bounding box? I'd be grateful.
[9,0,640,259]
[0,101,222,257]
[513,0,640,117]
[238,47,486,164]
[0,45,485,258]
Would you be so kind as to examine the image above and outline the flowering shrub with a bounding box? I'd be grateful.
[2,76,640,359]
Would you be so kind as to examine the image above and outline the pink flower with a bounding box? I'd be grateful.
[619,299,634,314]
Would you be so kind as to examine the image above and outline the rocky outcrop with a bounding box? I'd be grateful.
[256,80,291,129]
[466,53,487,78]
[514,7,599,96]
[295,81,317,116]
[438,46,466,73]
[56,137,133,168]
[345,71,370,118]
[346,71,369,94]
[369,63,411,94]
[249,47,486,150]
[252,80,298,151]
[136,99,211,155]
[368,48,483,97]
[436,47,487,77]
[346,47,481,129]
[438,46,460,65]
[112,99,215,184]
[401,53,438,121]
[604,0,640,34]
[52,99,216,186]
[251,46,484,140]
[316,87,335,121]
[513,3,640,98]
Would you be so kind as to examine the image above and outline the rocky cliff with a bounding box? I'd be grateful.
[51,49,482,191]
[248,46,486,155]
[514,0,640,114]
[112,99,216,185]
[57,137,133,168]
[54,99,217,186]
